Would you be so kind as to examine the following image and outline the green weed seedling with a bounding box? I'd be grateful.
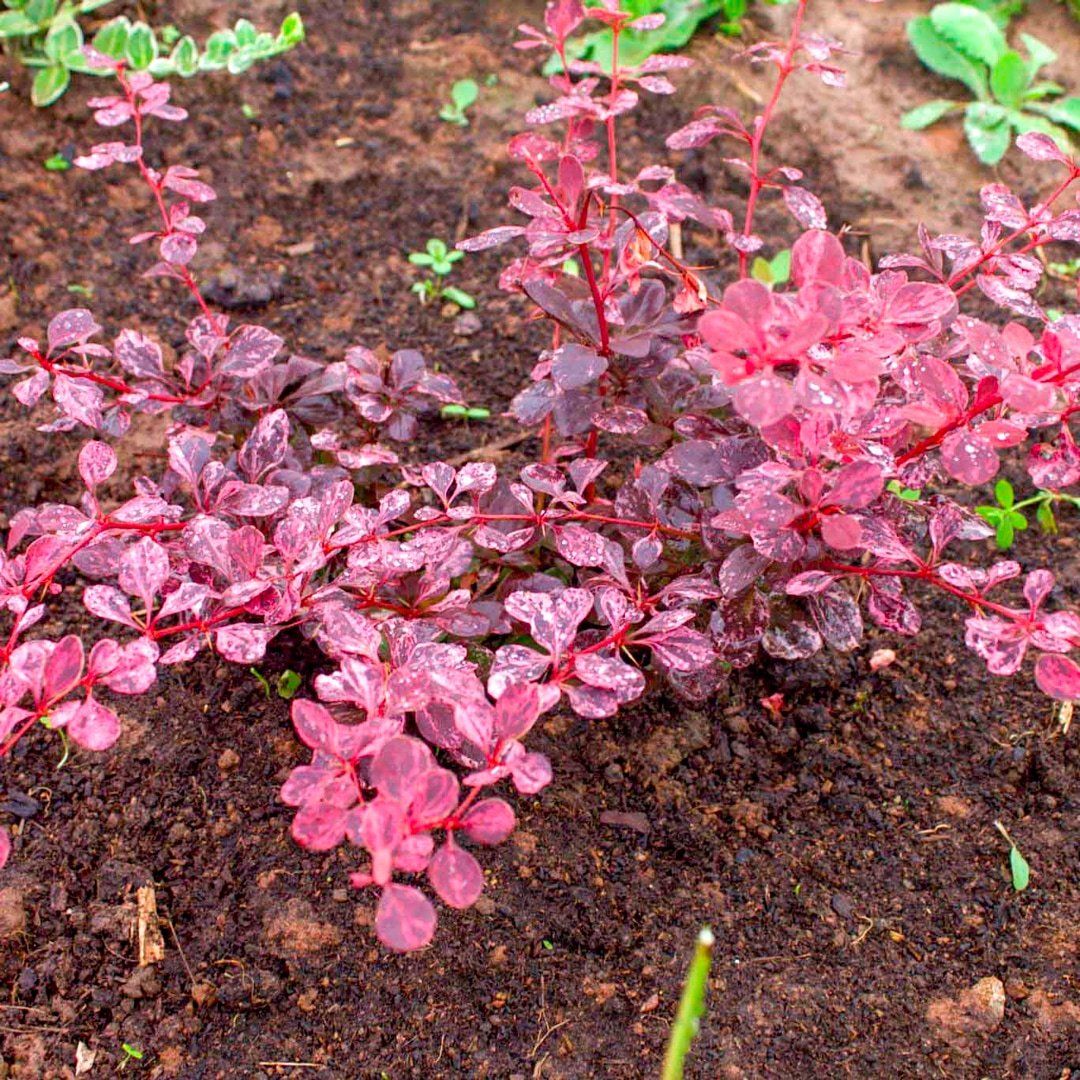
[440,404,491,422]
[976,478,1080,549]
[0,1,303,107]
[662,927,714,1080]
[409,238,476,310]
[750,248,791,289]
[902,2,1080,165]
[439,78,479,126]
[994,820,1031,891]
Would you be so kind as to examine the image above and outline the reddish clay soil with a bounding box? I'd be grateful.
[1,1,1079,1077]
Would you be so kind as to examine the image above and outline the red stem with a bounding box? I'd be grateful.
[738,0,809,278]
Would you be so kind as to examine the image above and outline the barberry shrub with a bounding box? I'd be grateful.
[2,0,1080,949]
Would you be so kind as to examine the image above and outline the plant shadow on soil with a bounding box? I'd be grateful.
[1,0,1079,1076]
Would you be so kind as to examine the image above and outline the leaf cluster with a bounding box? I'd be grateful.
[902,2,1080,164]
[0,0,303,106]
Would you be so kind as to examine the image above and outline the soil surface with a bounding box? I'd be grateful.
[2,1,1079,1077]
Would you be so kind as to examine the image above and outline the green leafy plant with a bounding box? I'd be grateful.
[902,2,1080,165]
[975,478,1080,549]
[956,0,1025,30]
[662,927,714,1080]
[0,2,303,106]
[408,238,475,309]
[43,150,70,170]
[749,247,791,288]
[439,78,478,126]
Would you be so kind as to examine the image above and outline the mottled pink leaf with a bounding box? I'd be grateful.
[66,697,120,751]
[78,441,117,490]
[375,883,437,952]
[1035,654,1080,700]
[460,798,515,845]
[428,838,484,909]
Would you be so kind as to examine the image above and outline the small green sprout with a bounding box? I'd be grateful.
[439,78,479,126]
[975,479,1080,549]
[887,479,922,501]
[750,248,791,289]
[276,669,302,699]
[43,151,70,170]
[408,238,475,310]
[251,667,302,699]
[994,820,1030,891]
[662,926,714,1080]
[66,282,93,297]
[240,101,258,120]
[976,478,1028,548]
[119,1042,144,1068]
[440,404,491,422]
[1048,257,1080,282]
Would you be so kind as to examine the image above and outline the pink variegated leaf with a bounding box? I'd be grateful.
[374,883,437,952]
[218,325,284,378]
[78,441,117,490]
[84,586,139,628]
[940,430,999,485]
[47,310,101,353]
[43,636,84,702]
[66,697,121,751]
[0,828,9,870]
[428,838,484,909]
[460,799,516,845]
[1035,654,1080,700]
[493,681,542,741]
[370,736,435,802]
[782,185,827,230]
[214,624,274,663]
[118,537,169,610]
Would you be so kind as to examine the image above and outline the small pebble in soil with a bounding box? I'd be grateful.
[453,311,482,336]
[599,810,650,834]
[202,267,285,310]
[870,648,897,671]
[830,892,855,920]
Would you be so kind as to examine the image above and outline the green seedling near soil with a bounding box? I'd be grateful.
[409,238,476,310]
[662,926,714,1080]
[750,248,791,288]
[119,1042,144,1069]
[1048,256,1080,282]
[276,669,302,699]
[43,150,69,170]
[994,820,1030,891]
[250,667,302,700]
[439,78,479,126]
[440,404,491,421]
[902,3,1080,165]
[976,477,1080,549]
[887,479,923,502]
[0,0,303,107]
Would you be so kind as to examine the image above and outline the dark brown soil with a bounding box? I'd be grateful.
[1,1,1079,1077]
